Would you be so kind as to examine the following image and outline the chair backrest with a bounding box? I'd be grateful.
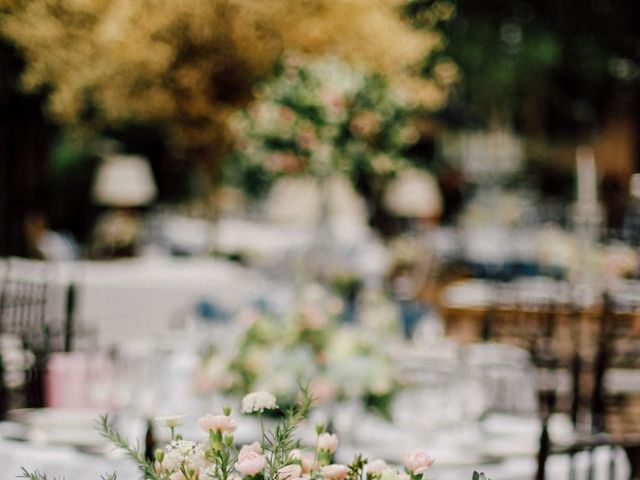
[0,258,79,413]
[0,258,77,352]
[536,288,640,480]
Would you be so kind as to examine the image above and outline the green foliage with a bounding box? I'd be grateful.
[346,454,367,480]
[97,415,159,480]
[19,390,488,480]
[18,468,62,480]
[412,0,640,138]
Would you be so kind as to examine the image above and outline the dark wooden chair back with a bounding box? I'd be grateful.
[536,289,640,480]
[0,258,78,415]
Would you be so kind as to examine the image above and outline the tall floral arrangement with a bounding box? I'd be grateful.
[0,0,453,172]
[225,54,438,205]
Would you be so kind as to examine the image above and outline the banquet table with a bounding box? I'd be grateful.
[11,215,391,349]
[0,411,632,480]
[13,256,294,349]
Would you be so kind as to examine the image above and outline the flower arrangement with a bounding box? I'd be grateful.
[19,390,489,480]
[224,53,427,204]
[195,289,398,417]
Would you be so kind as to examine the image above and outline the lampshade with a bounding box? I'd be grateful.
[92,154,158,207]
[383,168,443,219]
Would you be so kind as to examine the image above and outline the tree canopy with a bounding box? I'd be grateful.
[0,0,453,167]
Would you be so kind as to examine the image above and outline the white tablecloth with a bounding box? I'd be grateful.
[59,257,291,348]
[0,439,137,480]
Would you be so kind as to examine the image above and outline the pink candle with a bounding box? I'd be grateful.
[45,352,89,408]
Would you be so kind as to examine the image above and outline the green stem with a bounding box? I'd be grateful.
[259,413,265,448]
[313,433,320,471]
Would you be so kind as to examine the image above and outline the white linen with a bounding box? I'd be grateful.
[57,257,291,348]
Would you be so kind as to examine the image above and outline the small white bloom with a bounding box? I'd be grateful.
[155,415,185,428]
[162,440,205,473]
[241,391,278,413]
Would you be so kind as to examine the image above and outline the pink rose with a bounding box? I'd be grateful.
[367,460,389,474]
[279,107,295,123]
[266,152,301,173]
[292,449,316,473]
[321,464,349,480]
[197,414,237,433]
[298,130,317,150]
[349,111,381,138]
[235,451,267,476]
[321,89,346,110]
[239,442,263,457]
[404,451,434,475]
[317,433,338,453]
[278,465,303,480]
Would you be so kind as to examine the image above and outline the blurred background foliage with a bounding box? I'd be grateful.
[1,0,640,254]
[412,0,640,140]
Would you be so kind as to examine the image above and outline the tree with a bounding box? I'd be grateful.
[0,0,452,178]
[413,0,640,142]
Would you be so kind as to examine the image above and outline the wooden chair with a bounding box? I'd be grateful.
[0,258,78,415]
[536,291,640,480]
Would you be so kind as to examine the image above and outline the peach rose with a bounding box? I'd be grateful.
[278,464,303,480]
[197,414,237,433]
[404,451,434,475]
[239,442,263,457]
[292,449,316,473]
[367,460,390,474]
[321,464,349,480]
[235,451,267,476]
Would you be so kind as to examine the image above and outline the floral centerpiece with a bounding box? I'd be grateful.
[20,390,489,480]
[195,288,398,418]
[224,53,428,230]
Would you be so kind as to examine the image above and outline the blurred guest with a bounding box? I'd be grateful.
[24,211,78,261]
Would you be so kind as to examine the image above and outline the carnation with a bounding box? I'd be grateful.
[277,464,303,480]
[367,460,390,475]
[404,451,434,475]
[292,449,315,473]
[239,442,263,456]
[197,414,237,433]
[242,391,278,413]
[317,432,338,453]
[321,464,349,480]
[235,450,267,476]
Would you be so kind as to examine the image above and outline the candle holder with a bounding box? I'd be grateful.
[570,201,605,301]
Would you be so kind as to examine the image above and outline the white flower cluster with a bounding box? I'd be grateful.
[241,391,278,413]
[161,440,206,474]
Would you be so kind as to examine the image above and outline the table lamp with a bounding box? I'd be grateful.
[383,168,443,222]
[91,154,158,257]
